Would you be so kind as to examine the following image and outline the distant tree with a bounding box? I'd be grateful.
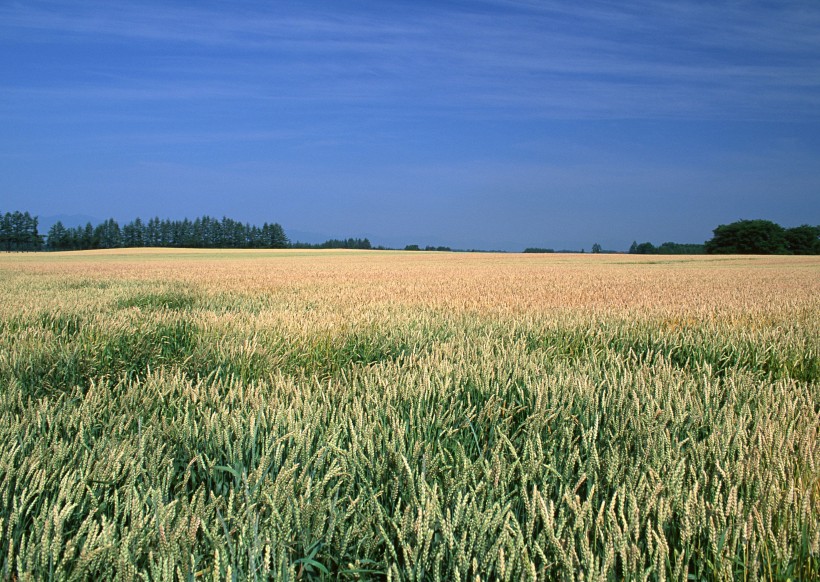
[523,248,554,253]
[289,237,372,250]
[784,225,820,255]
[27,212,42,250]
[262,223,289,248]
[320,238,371,249]
[705,219,788,254]
[1,211,41,251]
[404,244,420,251]
[78,222,96,250]
[220,217,244,248]
[0,212,9,251]
[63,226,81,250]
[47,221,69,250]
[655,242,705,255]
[94,219,122,249]
[631,242,655,254]
[629,240,705,255]
[10,212,25,250]
[178,218,193,246]
[122,217,145,247]
[592,243,602,254]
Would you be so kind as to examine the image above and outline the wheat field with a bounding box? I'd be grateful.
[0,249,818,580]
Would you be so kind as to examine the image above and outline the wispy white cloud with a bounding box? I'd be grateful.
[1,0,819,126]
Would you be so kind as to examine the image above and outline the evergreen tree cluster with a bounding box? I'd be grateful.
[0,211,43,251]
[45,215,289,251]
[627,220,819,256]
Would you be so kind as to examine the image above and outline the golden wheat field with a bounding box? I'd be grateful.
[0,249,818,580]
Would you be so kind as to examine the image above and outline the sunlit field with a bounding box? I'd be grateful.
[1,249,818,580]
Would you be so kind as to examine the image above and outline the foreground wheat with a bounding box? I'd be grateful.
[0,249,818,580]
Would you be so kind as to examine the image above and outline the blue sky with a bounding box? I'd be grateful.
[2,0,819,250]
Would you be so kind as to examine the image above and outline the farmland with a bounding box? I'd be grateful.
[0,249,818,580]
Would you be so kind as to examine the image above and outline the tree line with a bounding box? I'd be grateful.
[704,220,819,255]
[628,241,706,255]
[44,215,289,251]
[2,211,384,252]
[627,220,819,255]
[290,238,373,250]
[3,211,818,254]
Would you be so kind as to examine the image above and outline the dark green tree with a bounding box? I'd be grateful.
[145,217,161,246]
[80,222,97,249]
[10,212,25,250]
[0,212,9,251]
[94,219,122,249]
[705,219,788,254]
[1,211,41,251]
[784,225,820,255]
[122,218,145,247]
[47,221,69,250]
[262,223,289,248]
[656,242,706,255]
[26,212,42,250]
[634,242,656,254]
